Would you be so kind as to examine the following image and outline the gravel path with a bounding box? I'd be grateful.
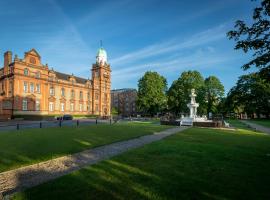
[0,127,188,197]
[241,120,270,134]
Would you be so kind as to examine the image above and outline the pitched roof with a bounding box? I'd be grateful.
[54,71,88,84]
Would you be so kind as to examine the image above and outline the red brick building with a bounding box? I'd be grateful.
[0,48,111,119]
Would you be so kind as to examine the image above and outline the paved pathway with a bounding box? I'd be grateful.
[0,127,188,196]
[241,120,270,134]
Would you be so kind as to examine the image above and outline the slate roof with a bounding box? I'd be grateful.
[55,71,89,84]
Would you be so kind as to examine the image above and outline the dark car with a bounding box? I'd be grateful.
[56,114,73,120]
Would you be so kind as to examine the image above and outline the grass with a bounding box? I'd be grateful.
[0,123,169,173]
[13,125,270,200]
[248,118,270,128]
[226,119,251,130]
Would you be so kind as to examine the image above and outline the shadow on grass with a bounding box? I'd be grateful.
[9,127,270,200]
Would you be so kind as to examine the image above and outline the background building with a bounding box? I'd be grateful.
[0,47,111,119]
[111,88,137,117]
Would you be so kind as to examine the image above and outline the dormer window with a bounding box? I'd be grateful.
[30,57,36,64]
[24,68,29,76]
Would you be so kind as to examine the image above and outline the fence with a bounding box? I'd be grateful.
[0,118,113,132]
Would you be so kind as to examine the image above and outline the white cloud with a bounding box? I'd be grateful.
[110,24,228,67]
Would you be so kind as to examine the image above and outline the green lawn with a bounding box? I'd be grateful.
[249,119,270,128]
[13,126,270,200]
[227,119,251,130]
[0,123,169,173]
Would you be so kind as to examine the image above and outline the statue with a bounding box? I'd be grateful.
[187,89,199,119]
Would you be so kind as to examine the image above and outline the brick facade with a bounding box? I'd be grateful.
[0,48,111,119]
[111,88,137,117]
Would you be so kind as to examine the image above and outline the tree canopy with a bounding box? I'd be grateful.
[226,73,270,118]
[167,70,205,115]
[137,71,167,116]
[227,0,270,80]
[204,76,225,116]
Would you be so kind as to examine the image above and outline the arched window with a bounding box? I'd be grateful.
[71,90,75,99]
[61,88,65,97]
[80,91,83,100]
[24,68,29,76]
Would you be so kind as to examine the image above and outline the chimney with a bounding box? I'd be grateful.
[4,51,12,68]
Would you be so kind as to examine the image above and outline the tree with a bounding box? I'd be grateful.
[167,70,206,115]
[227,0,270,80]
[226,73,270,118]
[111,107,119,116]
[204,76,225,116]
[137,71,167,116]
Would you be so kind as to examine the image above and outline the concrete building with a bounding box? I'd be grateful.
[0,47,111,119]
[111,88,137,117]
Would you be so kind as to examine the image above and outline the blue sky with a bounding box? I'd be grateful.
[0,0,258,94]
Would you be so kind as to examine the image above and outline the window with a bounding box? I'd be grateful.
[95,104,99,112]
[36,84,40,93]
[95,93,99,100]
[60,103,65,112]
[36,100,40,111]
[30,83,34,93]
[95,71,99,77]
[61,88,65,97]
[70,103,74,111]
[71,90,75,99]
[22,99,27,111]
[30,57,36,64]
[36,71,41,78]
[87,105,90,112]
[79,104,83,111]
[80,91,83,100]
[24,68,29,76]
[9,81,13,96]
[23,82,28,93]
[87,92,90,100]
[49,102,54,111]
[49,87,54,96]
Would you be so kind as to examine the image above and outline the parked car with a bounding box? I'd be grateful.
[56,114,73,120]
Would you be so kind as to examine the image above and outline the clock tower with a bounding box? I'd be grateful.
[92,46,111,116]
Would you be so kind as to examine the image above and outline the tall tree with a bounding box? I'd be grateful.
[167,70,205,115]
[226,73,270,118]
[137,71,167,116]
[227,0,270,80]
[204,76,225,116]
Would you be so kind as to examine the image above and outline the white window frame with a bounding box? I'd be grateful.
[61,103,65,112]
[22,99,27,111]
[36,100,40,111]
[49,102,54,111]
[30,83,34,93]
[49,87,54,96]
[70,103,74,112]
[23,82,28,93]
[79,104,83,112]
[36,84,40,93]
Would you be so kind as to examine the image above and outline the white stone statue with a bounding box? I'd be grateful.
[187,89,199,119]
